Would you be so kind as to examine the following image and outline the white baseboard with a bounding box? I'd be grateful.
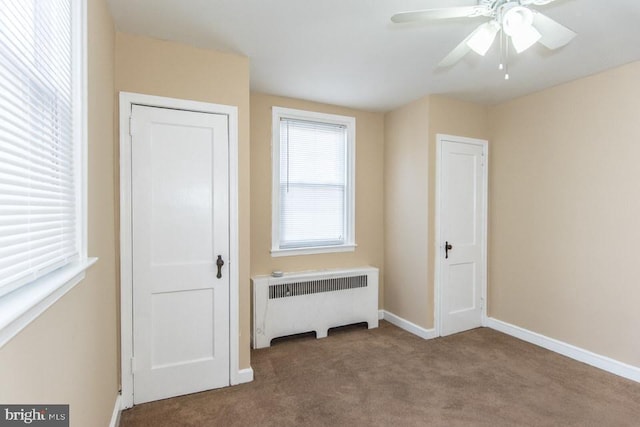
[109,393,122,427]
[233,367,254,385]
[380,310,437,340]
[486,317,640,384]
[378,309,384,320]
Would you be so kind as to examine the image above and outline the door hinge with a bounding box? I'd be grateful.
[130,356,136,373]
[129,116,135,136]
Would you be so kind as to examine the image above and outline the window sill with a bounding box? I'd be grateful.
[271,244,357,257]
[0,257,98,349]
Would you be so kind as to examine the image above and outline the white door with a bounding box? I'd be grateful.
[131,104,230,404]
[438,136,487,337]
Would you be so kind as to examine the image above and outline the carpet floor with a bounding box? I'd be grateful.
[120,321,640,426]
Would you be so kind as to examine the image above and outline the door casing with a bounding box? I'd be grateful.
[434,134,488,337]
[119,92,241,409]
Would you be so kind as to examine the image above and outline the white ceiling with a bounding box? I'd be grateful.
[107,0,640,112]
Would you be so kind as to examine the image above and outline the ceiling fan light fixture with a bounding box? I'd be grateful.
[502,6,533,36]
[466,21,500,56]
[502,5,541,53]
[390,0,576,78]
[510,24,542,53]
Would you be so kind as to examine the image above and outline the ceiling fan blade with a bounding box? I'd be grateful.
[438,41,471,68]
[391,6,490,24]
[437,23,487,68]
[532,11,576,50]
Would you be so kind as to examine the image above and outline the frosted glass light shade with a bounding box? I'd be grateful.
[502,6,541,53]
[510,24,541,53]
[466,21,500,56]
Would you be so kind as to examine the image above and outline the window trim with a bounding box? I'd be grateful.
[271,107,356,257]
[0,0,96,349]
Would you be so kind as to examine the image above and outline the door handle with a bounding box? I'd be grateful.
[445,241,453,259]
[216,255,224,279]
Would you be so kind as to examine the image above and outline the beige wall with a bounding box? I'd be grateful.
[383,95,488,329]
[0,0,119,425]
[488,61,640,366]
[250,93,385,305]
[115,32,252,369]
[383,97,430,327]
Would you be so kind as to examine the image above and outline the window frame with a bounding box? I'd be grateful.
[0,0,96,349]
[271,106,356,257]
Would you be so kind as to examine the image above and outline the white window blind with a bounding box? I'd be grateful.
[0,0,78,297]
[278,118,348,248]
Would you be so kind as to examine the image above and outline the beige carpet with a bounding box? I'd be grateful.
[120,321,640,426]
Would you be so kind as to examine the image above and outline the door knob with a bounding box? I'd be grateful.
[445,242,453,259]
[216,255,224,279]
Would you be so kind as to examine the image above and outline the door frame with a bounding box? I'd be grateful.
[434,134,489,337]
[119,92,240,409]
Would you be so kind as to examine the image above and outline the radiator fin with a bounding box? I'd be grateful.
[269,275,368,299]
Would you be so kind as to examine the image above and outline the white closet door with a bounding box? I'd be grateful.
[131,104,229,404]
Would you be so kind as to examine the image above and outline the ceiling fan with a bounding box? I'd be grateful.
[391,0,576,78]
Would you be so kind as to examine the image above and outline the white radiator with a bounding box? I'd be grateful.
[252,267,379,349]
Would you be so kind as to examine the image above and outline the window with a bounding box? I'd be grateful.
[0,0,92,346]
[271,107,356,256]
